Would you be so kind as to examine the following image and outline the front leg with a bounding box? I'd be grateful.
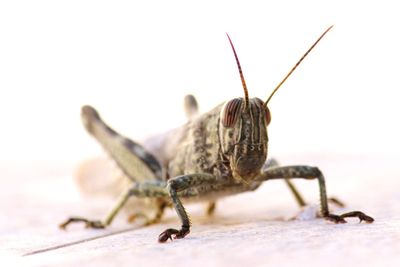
[158,173,217,242]
[257,166,374,223]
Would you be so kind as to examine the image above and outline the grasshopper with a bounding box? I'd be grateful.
[60,26,374,243]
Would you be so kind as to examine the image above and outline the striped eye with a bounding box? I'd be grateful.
[265,106,271,126]
[222,98,243,127]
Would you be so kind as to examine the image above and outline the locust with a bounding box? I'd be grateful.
[60,26,374,243]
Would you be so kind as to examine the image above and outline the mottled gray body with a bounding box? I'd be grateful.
[60,98,373,242]
[139,98,271,202]
[82,100,265,202]
[60,28,374,242]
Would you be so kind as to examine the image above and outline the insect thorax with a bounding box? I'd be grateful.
[166,99,269,183]
[165,104,232,181]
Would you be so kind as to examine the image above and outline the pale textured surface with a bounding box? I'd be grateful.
[1,154,400,267]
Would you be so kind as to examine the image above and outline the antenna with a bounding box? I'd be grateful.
[264,25,334,107]
[227,33,250,109]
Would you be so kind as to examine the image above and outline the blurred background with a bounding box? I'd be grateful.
[0,0,398,164]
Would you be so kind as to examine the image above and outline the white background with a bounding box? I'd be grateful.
[1,0,399,164]
[1,3,399,265]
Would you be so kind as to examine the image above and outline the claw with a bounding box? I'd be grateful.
[85,220,105,229]
[325,214,347,224]
[339,211,374,223]
[59,217,105,230]
[158,229,180,243]
[158,226,190,243]
[361,215,374,223]
[325,211,374,224]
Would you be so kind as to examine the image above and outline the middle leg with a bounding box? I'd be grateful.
[59,181,169,230]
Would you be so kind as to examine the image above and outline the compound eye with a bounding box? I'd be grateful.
[221,98,243,127]
[265,106,271,126]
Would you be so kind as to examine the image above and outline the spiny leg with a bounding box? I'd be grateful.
[158,173,217,243]
[264,159,306,207]
[60,181,169,230]
[257,165,374,223]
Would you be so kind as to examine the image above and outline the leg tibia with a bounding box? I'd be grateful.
[158,174,217,242]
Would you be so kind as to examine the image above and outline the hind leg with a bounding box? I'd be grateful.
[61,106,166,229]
[80,105,163,181]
